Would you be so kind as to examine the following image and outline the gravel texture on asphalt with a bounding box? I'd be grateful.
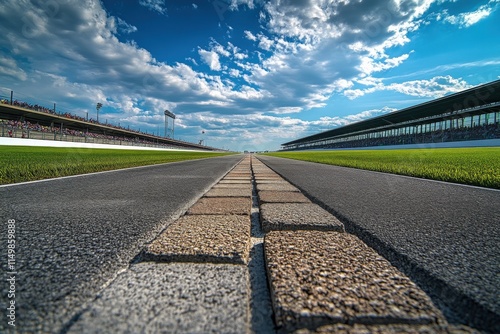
[69,263,250,334]
[260,203,345,232]
[265,230,446,333]
[145,214,251,264]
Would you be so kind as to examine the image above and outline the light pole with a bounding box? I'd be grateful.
[164,110,176,138]
[200,130,205,145]
[96,102,102,123]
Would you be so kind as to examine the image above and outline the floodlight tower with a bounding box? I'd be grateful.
[164,109,176,138]
[199,130,205,146]
[96,102,102,123]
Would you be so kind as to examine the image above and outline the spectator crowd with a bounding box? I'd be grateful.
[0,98,201,149]
[0,119,183,148]
[1,99,159,138]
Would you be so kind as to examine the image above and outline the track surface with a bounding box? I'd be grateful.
[0,154,243,333]
[1,153,499,332]
[257,155,500,332]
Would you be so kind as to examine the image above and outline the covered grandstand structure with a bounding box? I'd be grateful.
[0,102,222,151]
[282,80,500,151]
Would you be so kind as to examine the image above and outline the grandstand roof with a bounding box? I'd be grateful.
[283,79,500,146]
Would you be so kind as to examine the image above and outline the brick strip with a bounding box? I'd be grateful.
[143,158,253,264]
[253,156,476,333]
[72,156,477,333]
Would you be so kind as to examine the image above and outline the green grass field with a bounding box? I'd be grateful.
[264,148,500,189]
[0,146,233,185]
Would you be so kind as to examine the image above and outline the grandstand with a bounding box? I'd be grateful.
[281,80,500,151]
[0,98,223,151]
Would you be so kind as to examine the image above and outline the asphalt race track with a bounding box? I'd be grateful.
[1,153,499,333]
[0,154,243,333]
[257,155,500,333]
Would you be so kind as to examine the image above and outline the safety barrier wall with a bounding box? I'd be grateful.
[0,125,179,149]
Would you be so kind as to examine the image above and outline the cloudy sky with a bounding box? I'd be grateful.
[1,0,499,151]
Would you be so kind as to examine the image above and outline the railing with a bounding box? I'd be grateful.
[0,88,218,150]
[0,124,184,149]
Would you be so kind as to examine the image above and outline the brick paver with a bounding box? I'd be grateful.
[205,187,252,197]
[219,179,251,184]
[260,203,345,232]
[255,179,290,184]
[265,230,447,332]
[258,190,310,204]
[145,215,251,264]
[257,183,299,192]
[188,197,251,215]
[213,183,253,189]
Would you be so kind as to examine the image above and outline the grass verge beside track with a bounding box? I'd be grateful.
[0,146,233,185]
[264,147,500,189]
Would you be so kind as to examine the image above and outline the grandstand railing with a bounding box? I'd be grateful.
[282,104,500,150]
[0,124,190,149]
[0,88,222,151]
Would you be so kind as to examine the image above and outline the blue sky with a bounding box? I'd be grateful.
[0,0,499,151]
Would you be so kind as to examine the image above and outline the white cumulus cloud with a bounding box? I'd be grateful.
[344,75,472,99]
[442,1,498,28]
[198,49,222,71]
